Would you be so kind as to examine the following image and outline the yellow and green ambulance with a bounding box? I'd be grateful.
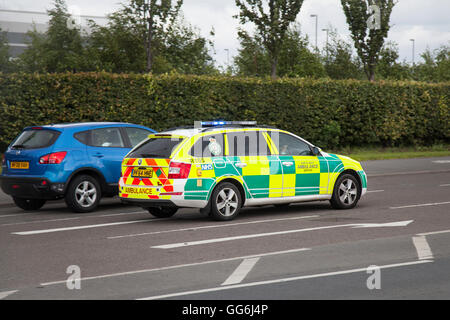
[119,122,367,220]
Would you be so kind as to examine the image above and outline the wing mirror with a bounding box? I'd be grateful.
[312,146,321,156]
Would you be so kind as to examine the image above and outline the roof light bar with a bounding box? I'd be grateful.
[200,121,257,127]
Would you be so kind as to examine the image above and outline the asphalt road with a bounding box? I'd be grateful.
[0,156,449,300]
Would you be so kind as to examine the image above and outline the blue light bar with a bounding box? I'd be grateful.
[201,121,257,127]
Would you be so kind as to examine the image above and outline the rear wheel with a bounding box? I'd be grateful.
[13,197,46,211]
[65,175,101,213]
[146,207,178,218]
[210,182,242,221]
[330,174,361,209]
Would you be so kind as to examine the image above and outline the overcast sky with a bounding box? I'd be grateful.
[1,0,449,68]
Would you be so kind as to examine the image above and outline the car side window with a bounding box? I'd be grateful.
[227,131,271,156]
[190,134,224,157]
[90,127,125,148]
[125,127,151,148]
[269,131,313,156]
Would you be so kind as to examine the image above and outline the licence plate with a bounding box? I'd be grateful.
[10,161,29,169]
[132,167,153,178]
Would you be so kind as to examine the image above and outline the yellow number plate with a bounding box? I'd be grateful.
[11,161,29,169]
[132,168,153,178]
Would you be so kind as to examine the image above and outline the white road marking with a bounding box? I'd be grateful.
[418,229,450,236]
[0,290,18,299]
[353,220,413,228]
[366,190,384,193]
[412,236,434,260]
[0,213,36,218]
[222,258,260,286]
[368,170,450,177]
[440,184,450,187]
[0,217,79,227]
[390,201,450,210]
[151,220,414,249]
[138,260,433,300]
[11,218,170,235]
[432,160,450,164]
[40,247,310,286]
[108,215,319,239]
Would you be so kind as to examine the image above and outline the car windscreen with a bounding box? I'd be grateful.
[127,137,184,158]
[11,129,60,150]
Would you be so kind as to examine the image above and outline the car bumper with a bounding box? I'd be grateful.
[0,176,65,200]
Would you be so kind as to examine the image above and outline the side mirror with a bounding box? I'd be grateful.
[312,146,321,156]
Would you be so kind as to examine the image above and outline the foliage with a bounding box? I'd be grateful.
[17,0,89,73]
[341,0,396,81]
[0,73,448,152]
[234,0,305,79]
[0,28,12,73]
[235,24,326,78]
[322,27,364,80]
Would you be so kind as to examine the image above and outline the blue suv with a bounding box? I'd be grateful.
[0,122,155,212]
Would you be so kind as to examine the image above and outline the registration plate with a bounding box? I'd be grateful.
[132,167,153,178]
[10,161,29,169]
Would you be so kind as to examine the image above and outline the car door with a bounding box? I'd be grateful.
[267,131,325,197]
[86,127,130,184]
[227,130,282,199]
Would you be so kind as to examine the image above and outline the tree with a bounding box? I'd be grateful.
[414,44,450,82]
[234,0,305,79]
[341,0,396,81]
[234,24,325,78]
[322,27,364,79]
[18,0,88,73]
[0,27,12,72]
[376,41,410,80]
[87,9,216,74]
[122,0,183,73]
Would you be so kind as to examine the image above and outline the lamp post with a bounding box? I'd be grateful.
[322,28,329,59]
[310,14,318,52]
[409,39,415,65]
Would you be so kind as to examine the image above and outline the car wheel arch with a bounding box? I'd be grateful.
[64,168,108,194]
[337,169,362,194]
[209,178,247,207]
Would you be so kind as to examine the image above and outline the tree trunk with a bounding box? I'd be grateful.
[146,14,153,73]
[271,56,277,80]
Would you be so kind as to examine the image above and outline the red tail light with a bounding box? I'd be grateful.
[39,151,67,164]
[168,162,191,179]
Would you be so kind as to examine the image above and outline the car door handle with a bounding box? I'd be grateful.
[235,162,247,168]
[282,161,294,166]
[93,153,104,158]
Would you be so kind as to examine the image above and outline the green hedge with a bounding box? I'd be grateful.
[0,72,449,151]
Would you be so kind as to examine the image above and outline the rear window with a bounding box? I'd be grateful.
[11,129,60,150]
[127,137,184,158]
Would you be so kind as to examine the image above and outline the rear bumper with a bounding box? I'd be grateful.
[120,196,208,209]
[0,176,65,200]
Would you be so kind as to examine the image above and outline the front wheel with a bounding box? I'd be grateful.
[13,197,46,211]
[330,174,361,209]
[146,207,178,218]
[210,182,242,221]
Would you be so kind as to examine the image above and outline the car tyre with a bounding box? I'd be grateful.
[65,175,101,213]
[330,173,361,209]
[146,207,178,218]
[13,197,46,211]
[210,182,242,221]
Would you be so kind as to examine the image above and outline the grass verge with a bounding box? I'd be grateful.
[333,144,450,161]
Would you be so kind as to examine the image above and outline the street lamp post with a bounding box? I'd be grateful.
[322,28,329,59]
[409,39,415,65]
[310,14,318,52]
